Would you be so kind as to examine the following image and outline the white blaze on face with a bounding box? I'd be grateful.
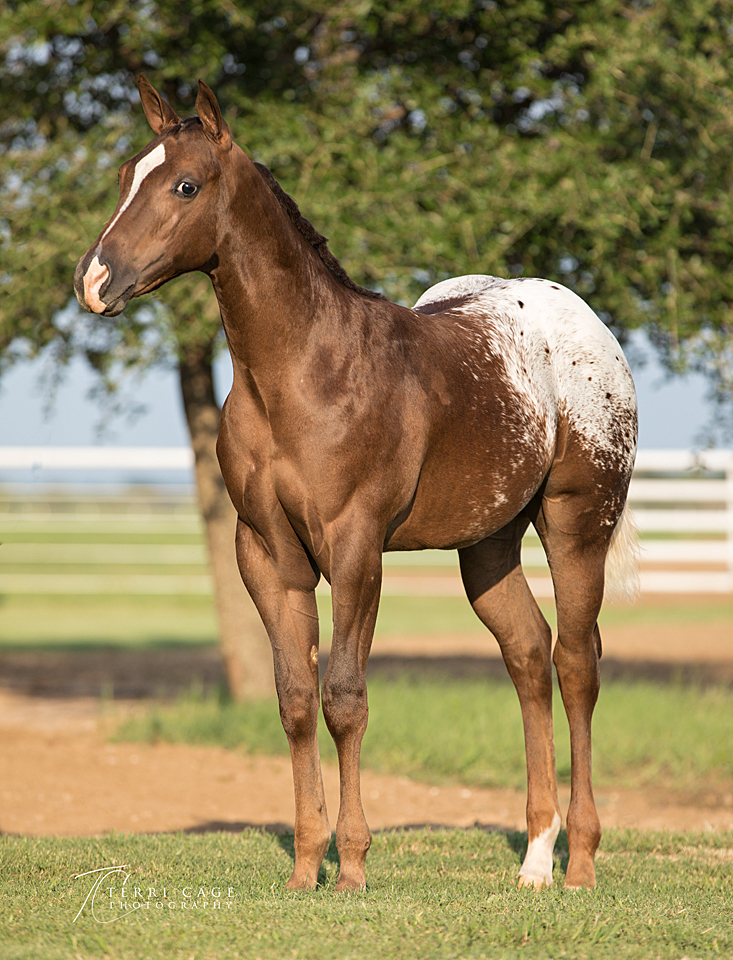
[101,142,167,240]
[81,142,167,312]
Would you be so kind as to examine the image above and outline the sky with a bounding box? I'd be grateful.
[0,329,722,460]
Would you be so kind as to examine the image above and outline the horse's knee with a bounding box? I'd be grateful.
[278,683,320,742]
[321,674,367,741]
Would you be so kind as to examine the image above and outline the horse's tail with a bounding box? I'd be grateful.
[604,503,641,603]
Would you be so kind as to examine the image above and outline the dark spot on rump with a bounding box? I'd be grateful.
[551,284,559,289]
[518,300,524,308]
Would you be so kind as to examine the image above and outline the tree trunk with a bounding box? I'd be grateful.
[177,339,275,700]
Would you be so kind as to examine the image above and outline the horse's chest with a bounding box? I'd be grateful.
[216,390,277,514]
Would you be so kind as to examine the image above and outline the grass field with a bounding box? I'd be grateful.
[3,829,732,960]
[0,594,220,649]
[112,675,733,793]
[2,590,733,649]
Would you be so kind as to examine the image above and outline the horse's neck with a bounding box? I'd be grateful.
[210,156,353,374]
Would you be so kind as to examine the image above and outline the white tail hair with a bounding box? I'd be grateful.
[604,503,641,603]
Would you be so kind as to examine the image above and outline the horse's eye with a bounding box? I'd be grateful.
[176,181,198,198]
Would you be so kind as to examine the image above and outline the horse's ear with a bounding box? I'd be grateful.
[196,80,232,148]
[138,74,180,134]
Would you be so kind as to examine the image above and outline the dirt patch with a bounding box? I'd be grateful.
[1,691,732,838]
[1,607,733,839]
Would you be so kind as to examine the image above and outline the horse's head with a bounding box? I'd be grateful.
[75,76,233,316]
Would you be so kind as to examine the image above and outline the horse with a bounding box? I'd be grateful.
[75,76,639,892]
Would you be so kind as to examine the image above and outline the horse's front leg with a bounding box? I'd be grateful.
[320,538,382,892]
[235,519,331,890]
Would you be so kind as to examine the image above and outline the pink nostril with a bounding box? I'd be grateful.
[83,256,111,313]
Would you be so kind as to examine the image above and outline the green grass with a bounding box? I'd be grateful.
[335,593,502,639]
[2,829,731,959]
[0,592,503,649]
[113,676,733,792]
[3,591,732,650]
[597,596,733,629]
[0,528,203,545]
[0,595,218,649]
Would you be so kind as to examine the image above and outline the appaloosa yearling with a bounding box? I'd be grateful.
[75,77,638,892]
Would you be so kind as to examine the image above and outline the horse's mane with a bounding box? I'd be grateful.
[253,162,385,301]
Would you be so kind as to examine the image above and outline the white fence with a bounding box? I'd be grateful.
[628,449,733,594]
[1,446,732,595]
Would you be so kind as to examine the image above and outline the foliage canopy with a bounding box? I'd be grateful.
[2,0,733,429]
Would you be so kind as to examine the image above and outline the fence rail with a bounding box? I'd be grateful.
[1,447,732,596]
[628,449,733,594]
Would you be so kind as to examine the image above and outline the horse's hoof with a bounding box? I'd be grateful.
[563,864,596,890]
[285,871,318,891]
[334,874,367,893]
[517,873,553,890]
[564,878,596,891]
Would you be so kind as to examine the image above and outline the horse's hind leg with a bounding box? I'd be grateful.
[459,517,561,888]
[534,484,622,889]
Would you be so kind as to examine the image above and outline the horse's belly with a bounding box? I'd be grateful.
[385,451,548,551]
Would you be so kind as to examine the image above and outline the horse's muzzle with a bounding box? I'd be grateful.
[74,252,130,316]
